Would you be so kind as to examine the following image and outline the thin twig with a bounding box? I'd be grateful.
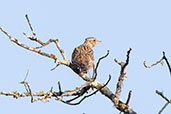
[144,51,171,76]
[58,81,62,94]
[25,14,36,36]
[20,81,33,102]
[162,51,171,76]
[24,14,45,45]
[156,90,171,114]
[158,102,169,114]
[55,39,68,61]
[65,86,91,103]
[125,90,132,105]
[21,70,30,93]
[144,59,163,68]
[35,39,56,48]
[51,64,60,71]
[92,50,109,81]
[24,69,29,82]
[156,90,170,102]
[20,70,34,102]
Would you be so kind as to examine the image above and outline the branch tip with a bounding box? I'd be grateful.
[126,90,132,105]
[162,51,165,56]
[25,14,28,18]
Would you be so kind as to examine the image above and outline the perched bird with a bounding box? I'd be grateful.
[71,37,100,78]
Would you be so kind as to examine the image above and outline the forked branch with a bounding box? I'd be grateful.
[113,48,136,114]
[144,51,171,76]
[156,90,171,114]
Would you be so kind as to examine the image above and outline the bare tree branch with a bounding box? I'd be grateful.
[158,102,169,114]
[25,14,36,37]
[162,51,171,76]
[0,82,88,101]
[144,51,171,113]
[51,63,60,71]
[126,90,132,105]
[156,90,171,114]
[144,59,163,68]
[144,51,171,76]
[60,75,111,105]
[156,90,170,102]
[113,48,136,114]
[0,26,58,62]
[114,48,131,106]
[0,15,90,81]
[92,50,109,81]
[20,81,34,102]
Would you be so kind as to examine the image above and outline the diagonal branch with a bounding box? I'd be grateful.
[162,52,171,76]
[158,102,169,114]
[25,14,36,36]
[0,26,58,62]
[156,90,170,102]
[156,90,171,114]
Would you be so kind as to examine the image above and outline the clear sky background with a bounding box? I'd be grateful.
[0,0,171,114]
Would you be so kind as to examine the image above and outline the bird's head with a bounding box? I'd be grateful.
[84,37,101,48]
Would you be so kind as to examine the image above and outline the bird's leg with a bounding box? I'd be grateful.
[87,70,94,92]
[87,70,92,81]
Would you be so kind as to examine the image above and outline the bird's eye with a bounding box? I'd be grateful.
[93,40,96,42]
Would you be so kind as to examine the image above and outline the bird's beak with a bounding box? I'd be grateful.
[96,40,101,43]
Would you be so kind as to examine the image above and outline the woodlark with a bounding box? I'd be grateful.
[71,37,100,78]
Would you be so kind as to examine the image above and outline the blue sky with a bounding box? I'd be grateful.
[0,0,171,114]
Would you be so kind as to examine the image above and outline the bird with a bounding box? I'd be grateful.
[71,37,100,80]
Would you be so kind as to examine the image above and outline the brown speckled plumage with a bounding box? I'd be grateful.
[72,37,100,74]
